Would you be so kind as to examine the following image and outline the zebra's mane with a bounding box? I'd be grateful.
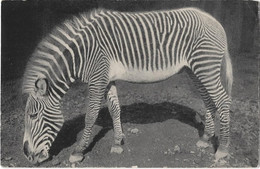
[22,8,105,94]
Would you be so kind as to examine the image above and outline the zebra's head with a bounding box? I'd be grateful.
[23,78,64,164]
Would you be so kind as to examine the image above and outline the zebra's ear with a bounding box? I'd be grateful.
[35,78,48,96]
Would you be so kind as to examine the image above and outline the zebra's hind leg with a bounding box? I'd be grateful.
[188,71,217,148]
[196,110,216,148]
[69,79,107,163]
[215,104,231,161]
[106,82,124,154]
[189,68,231,161]
[202,83,231,161]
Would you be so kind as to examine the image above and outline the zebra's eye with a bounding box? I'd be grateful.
[29,113,38,120]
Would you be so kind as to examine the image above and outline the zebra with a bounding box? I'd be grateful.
[22,7,233,164]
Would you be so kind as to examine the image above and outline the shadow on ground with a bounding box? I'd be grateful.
[50,102,205,156]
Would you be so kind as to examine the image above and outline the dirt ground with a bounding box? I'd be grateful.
[1,52,259,167]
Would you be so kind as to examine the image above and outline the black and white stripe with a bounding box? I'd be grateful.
[23,7,233,163]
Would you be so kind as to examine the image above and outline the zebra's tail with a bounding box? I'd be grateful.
[222,47,233,97]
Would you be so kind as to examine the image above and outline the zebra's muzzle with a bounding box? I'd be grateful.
[36,149,49,163]
[23,141,49,164]
[23,141,37,164]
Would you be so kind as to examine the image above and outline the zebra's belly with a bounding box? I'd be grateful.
[109,61,187,83]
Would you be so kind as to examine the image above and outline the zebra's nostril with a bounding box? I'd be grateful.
[28,155,34,162]
[23,141,30,157]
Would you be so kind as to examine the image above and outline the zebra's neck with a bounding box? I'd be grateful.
[22,10,100,99]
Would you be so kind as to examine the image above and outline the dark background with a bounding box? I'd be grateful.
[1,1,259,167]
[1,0,259,80]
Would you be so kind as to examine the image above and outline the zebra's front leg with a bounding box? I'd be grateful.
[69,103,101,163]
[106,82,124,154]
[69,82,106,163]
[196,110,215,148]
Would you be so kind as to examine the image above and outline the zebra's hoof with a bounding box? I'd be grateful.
[115,134,126,145]
[110,145,124,154]
[69,153,84,163]
[122,133,126,139]
[215,146,229,162]
[196,140,209,148]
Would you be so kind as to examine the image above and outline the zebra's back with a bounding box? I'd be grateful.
[90,8,225,83]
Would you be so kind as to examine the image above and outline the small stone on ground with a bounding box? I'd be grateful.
[173,145,181,153]
[9,163,15,167]
[196,140,209,148]
[130,128,139,134]
[4,157,12,161]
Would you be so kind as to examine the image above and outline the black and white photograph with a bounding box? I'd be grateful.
[1,0,259,167]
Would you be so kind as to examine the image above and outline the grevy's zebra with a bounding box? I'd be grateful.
[23,7,233,164]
